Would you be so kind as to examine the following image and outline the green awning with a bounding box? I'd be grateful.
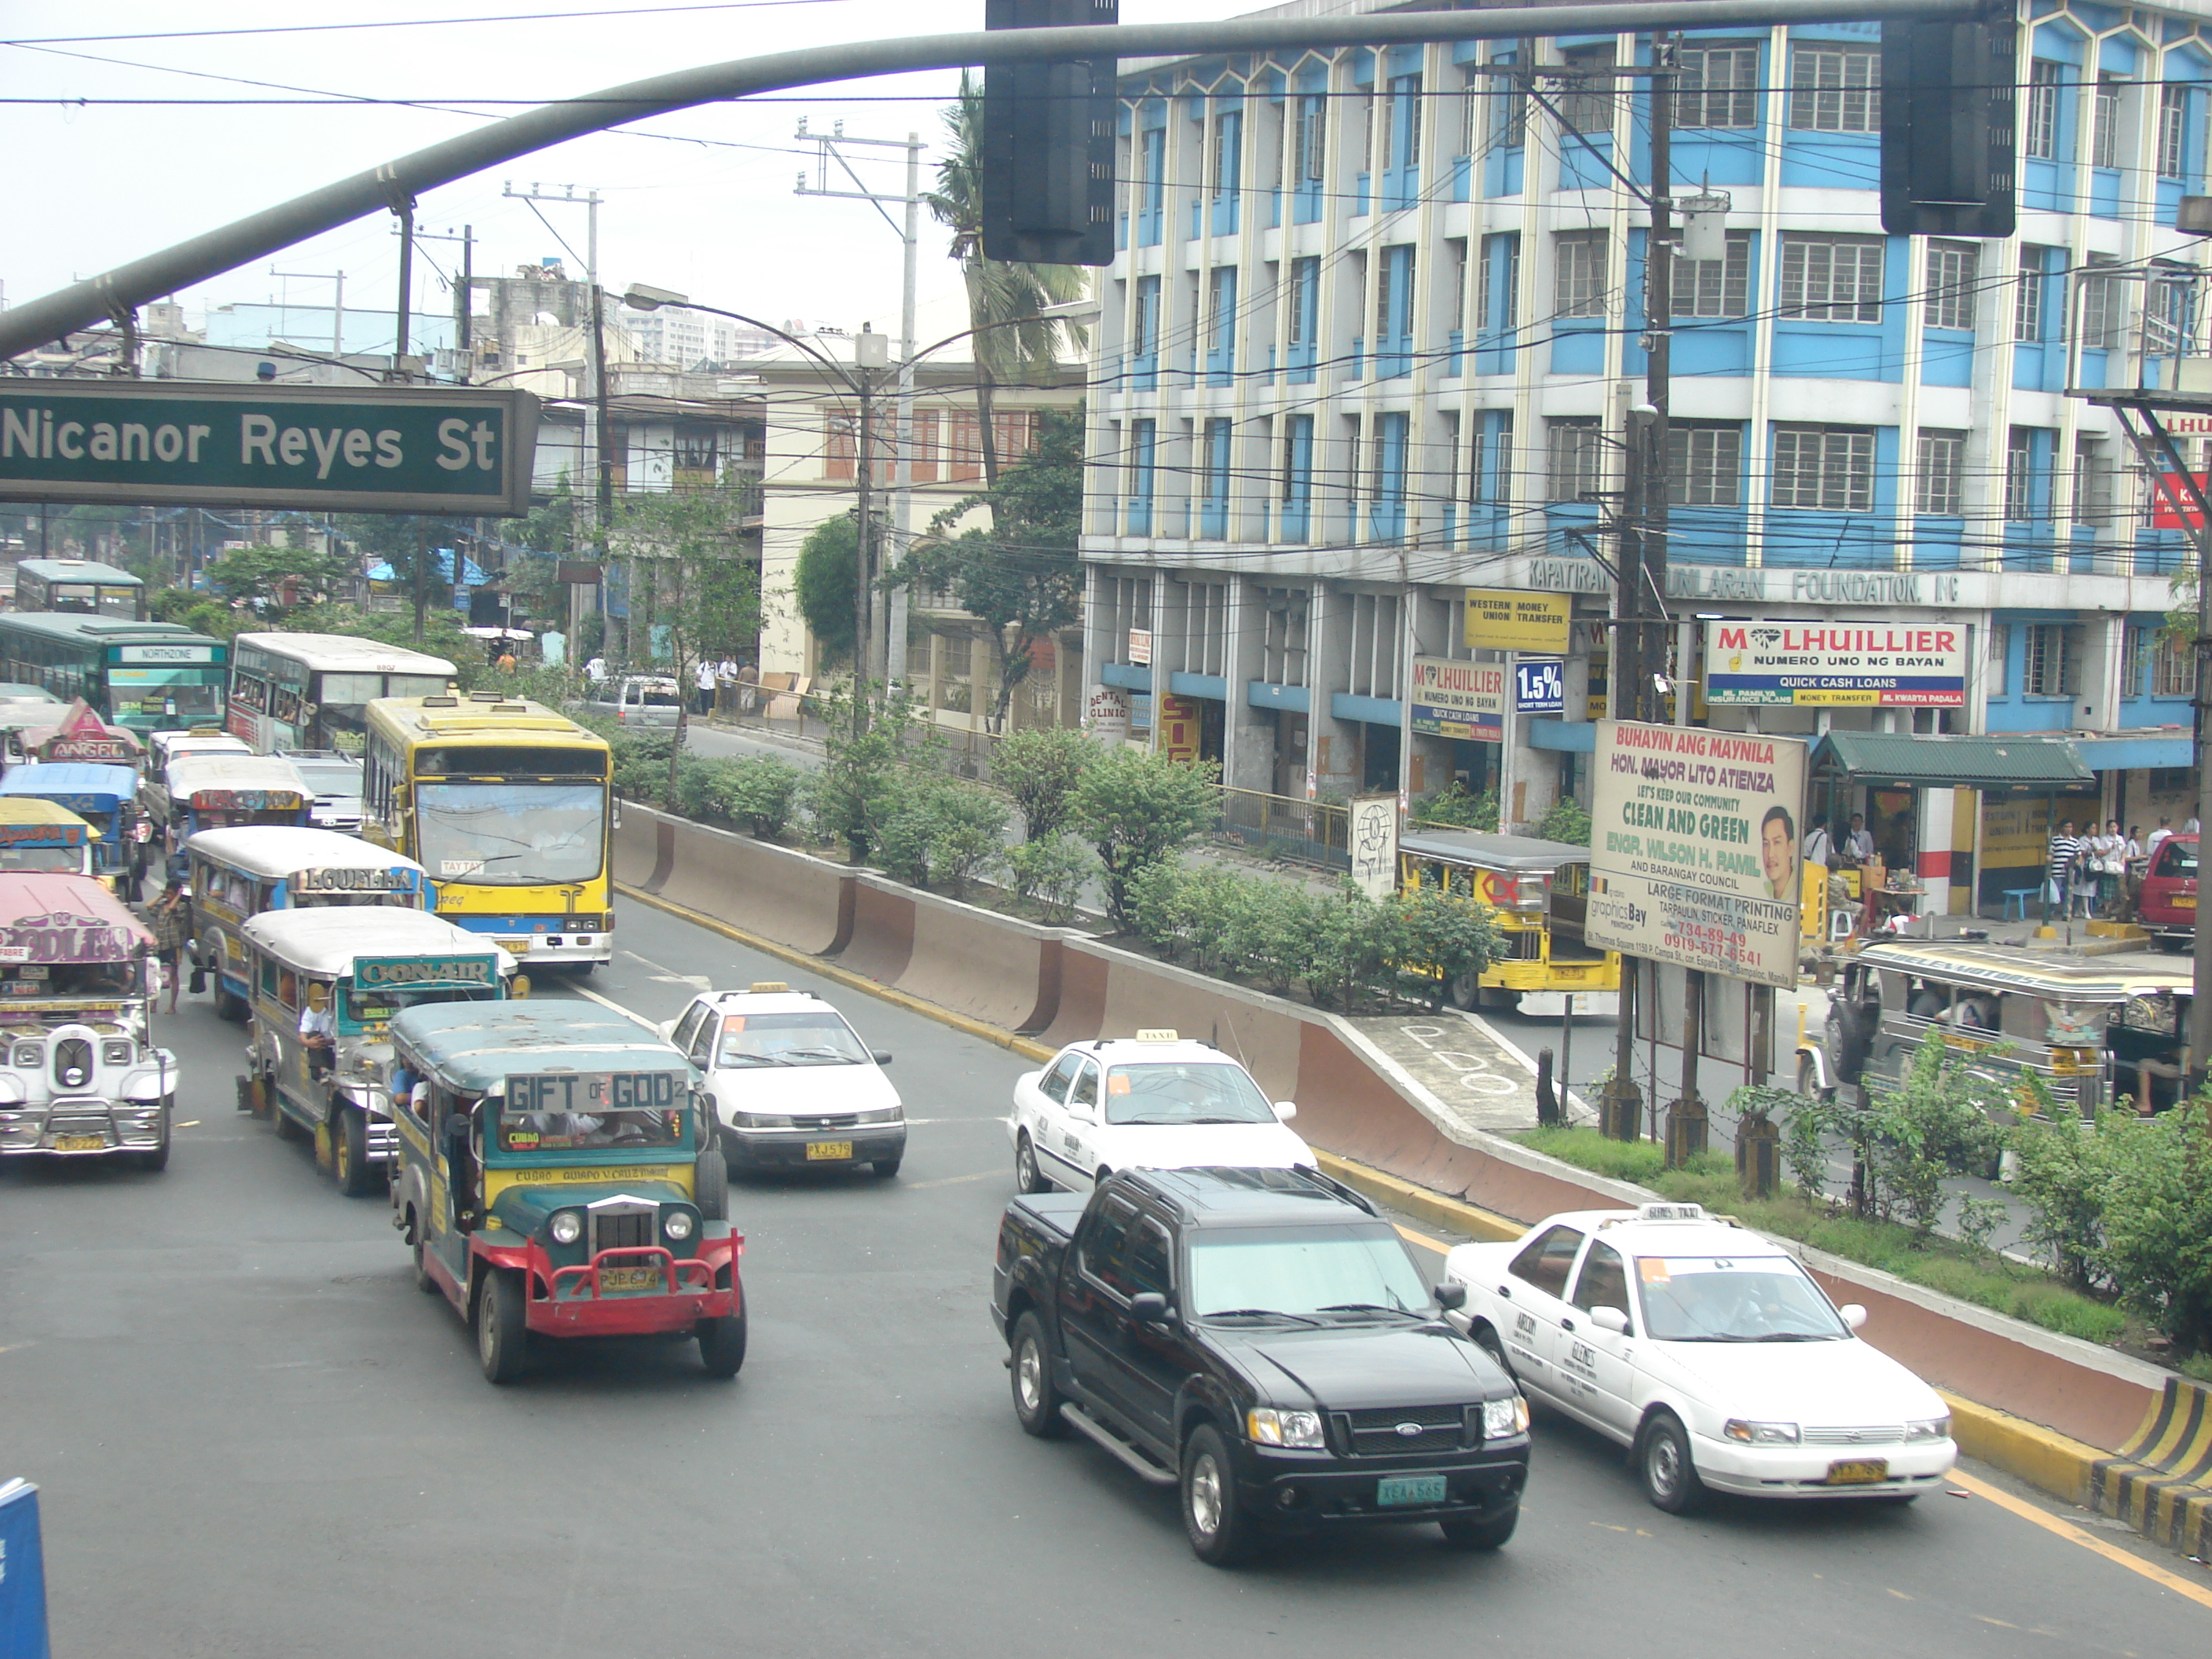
[1810,732,2094,792]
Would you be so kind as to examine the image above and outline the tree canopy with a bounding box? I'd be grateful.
[794,511,862,669]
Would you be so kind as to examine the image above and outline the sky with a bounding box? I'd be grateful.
[0,0,1220,353]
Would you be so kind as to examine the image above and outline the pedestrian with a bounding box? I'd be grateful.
[148,884,189,1015]
[1804,819,1834,870]
[1844,813,1876,864]
[2045,820,2081,919]
[2089,819,2126,917]
[2126,823,2144,868]
[2188,814,2202,835]
[2147,815,2174,865]
[495,646,517,673]
[584,654,608,687]
[694,657,717,716]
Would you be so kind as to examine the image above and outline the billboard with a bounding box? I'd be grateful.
[1514,657,1565,712]
[1587,720,1808,990]
[1705,622,1966,707]
[1464,588,1570,653]
[1409,657,1503,742]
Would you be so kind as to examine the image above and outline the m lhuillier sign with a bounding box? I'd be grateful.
[1705,622,1966,707]
[0,383,538,515]
[1588,720,1808,991]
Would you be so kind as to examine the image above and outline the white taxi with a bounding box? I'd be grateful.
[1443,1203,1956,1512]
[663,982,906,1178]
[1007,1030,1313,1193]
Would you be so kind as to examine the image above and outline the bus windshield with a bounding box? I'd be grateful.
[415,781,606,885]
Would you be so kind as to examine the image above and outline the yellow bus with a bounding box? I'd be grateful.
[361,693,615,972]
[1399,828,1622,1011]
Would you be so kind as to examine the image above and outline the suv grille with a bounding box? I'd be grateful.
[1334,1405,1470,1456]
[591,1208,656,1254]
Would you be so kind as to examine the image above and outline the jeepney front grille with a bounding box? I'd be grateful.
[52,1038,94,1091]
[591,1207,656,1254]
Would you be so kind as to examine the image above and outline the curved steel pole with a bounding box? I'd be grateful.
[3,0,1971,362]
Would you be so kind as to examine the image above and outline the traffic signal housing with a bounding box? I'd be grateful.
[1880,7,2017,238]
[981,0,1119,266]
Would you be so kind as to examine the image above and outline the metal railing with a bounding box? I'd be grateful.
[710,680,1003,779]
[1217,786,1350,869]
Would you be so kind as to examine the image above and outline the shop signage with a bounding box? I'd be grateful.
[1514,658,1565,712]
[1464,589,1570,652]
[1526,557,1612,595]
[0,906,144,963]
[1409,657,1503,742]
[1126,628,1152,666]
[1705,622,1967,707]
[1084,685,1130,746]
[1525,560,1965,608]
[1159,693,1200,764]
[1349,796,1399,900]
[117,643,217,665]
[1587,720,1809,991]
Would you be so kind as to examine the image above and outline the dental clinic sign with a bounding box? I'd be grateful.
[0,382,538,515]
[1705,622,1966,708]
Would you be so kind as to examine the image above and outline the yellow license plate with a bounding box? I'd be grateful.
[1826,1459,1888,1485]
[806,1141,853,1161]
[498,938,532,955]
[53,1134,105,1152]
[2175,895,2196,910]
[599,1265,662,1294]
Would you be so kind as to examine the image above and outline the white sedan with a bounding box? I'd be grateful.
[1007,1031,1313,1193]
[1444,1203,1957,1511]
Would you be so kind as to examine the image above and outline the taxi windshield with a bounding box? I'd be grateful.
[714,1011,867,1067]
[1635,1256,1848,1342]
[496,1102,688,1155]
[1188,1225,1433,1324]
[1103,1061,1275,1126]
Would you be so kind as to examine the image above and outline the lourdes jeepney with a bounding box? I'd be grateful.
[141,753,310,862]
[386,1001,745,1384]
[239,908,515,1197]
[0,797,105,885]
[0,764,144,895]
[0,872,177,1169]
[183,827,428,1021]
[1397,828,1622,1010]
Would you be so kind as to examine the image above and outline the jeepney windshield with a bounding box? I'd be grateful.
[415,780,606,886]
[12,959,144,997]
[0,844,86,873]
[339,982,500,1031]
[494,1101,689,1155]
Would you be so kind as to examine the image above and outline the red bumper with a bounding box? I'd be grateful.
[482,1236,742,1339]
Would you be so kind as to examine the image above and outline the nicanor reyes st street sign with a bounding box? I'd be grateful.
[0,382,540,515]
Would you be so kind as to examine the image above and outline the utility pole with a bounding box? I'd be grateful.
[853,324,889,725]
[405,224,475,379]
[388,192,417,375]
[797,119,926,692]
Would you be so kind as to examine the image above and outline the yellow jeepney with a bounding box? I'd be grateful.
[1398,828,1622,1011]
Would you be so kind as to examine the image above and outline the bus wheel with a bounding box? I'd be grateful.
[1448,970,1485,1011]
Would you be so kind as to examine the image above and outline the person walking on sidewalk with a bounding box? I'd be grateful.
[148,884,189,1016]
[2045,820,2081,920]
[694,657,717,716]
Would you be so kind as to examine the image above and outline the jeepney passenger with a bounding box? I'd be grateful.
[299,983,336,1079]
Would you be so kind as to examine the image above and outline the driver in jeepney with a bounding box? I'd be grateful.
[299,983,336,1079]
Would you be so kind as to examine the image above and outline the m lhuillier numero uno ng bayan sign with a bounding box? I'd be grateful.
[1704,622,1967,708]
[0,382,540,515]
[1587,720,1810,991]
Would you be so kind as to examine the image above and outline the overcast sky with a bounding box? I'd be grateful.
[0,0,1214,350]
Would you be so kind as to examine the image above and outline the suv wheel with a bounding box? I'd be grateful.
[1181,1423,1254,1566]
[1009,1310,1064,1437]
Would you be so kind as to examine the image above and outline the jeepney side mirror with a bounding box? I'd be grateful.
[1435,1283,1468,1312]
[1273,1100,1298,1122]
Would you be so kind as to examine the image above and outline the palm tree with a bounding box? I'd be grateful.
[923,74,1091,493]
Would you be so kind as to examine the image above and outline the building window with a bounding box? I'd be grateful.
[1343,415,1364,503]
[1558,43,1617,136]
[1547,416,1605,502]
[2078,255,2125,352]
[1555,231,1610,318]
[1987,623,2010,694]
[1676,231,1751,318]
[1778,233,1884,323]
[1675,43,1759,130]
[1771,424,1875,511]
[1667,423,1742,507]
[1447,238,1470,330]
[1296,93,1326,181]
[2161,82,2192,179]
[2022,623,2083,698]
[1134,275,1161,359]
[2122,624,2152,698]
[1492,52,1527,148]
[2154,630,2198,698]
[1915,428,1967,515]
[2073,438,2115,526]
[2093,74,2125,170]
[2004,428,2036,522]
[1281,414,1314,502]
[1787,45,1880,133]
[2014,247,2049,342]
[1285,256,1318,346]
[1478,233,1521,332]
[1260,587,1310,685]
[1375,245,1415,342]
[1211,108,1242,197]
[1471,412,1514,504]
[1387,72,1422,167]
[2026,60,2064,161]
[1201,417,1232,510]
[1924,240,1977,331]
[1130,419,1156,501]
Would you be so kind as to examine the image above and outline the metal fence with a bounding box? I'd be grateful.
[1217,786,1350,870]
[711,681,1003,780]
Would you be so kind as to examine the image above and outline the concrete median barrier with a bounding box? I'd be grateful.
[839,877,916,987]
[878,881,1059,1034]
[624,806,854,957]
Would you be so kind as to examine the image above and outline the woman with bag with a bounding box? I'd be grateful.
[2087,820,2126,917]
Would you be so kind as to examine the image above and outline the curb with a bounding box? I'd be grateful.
[1313,1150,1524,1244]
[1940,1392,2100,1508]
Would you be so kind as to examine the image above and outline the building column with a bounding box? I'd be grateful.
[1309,584,1357,797]
[1224,577,1272,792]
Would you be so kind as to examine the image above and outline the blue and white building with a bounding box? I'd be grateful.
[1079,0,2211,910]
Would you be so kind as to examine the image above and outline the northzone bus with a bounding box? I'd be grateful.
[363,694,614,970]
[0,614,226,734]
[10,558,146,619]
[229,632,455,753]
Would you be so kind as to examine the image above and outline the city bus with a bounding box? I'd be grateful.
[11,558,146,619]
[0,613,227,735]
[362,693,614,971]
[227,632,456,754]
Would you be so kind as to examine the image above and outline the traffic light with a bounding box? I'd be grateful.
[1880,6,2017,238]
[981,0,1119,266]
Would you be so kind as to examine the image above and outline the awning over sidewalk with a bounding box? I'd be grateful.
[1811,732,2094,792]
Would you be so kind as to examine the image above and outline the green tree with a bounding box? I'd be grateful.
[2093,1097,2212,1352]
[1073,749,1220,928]
[901,409,1085,733]
[808,683,933,862]
[794,511,862,669]
[335,514,452,644]
[202,541,353,612]
[921,74,1090,492]
[991,723,1098,840]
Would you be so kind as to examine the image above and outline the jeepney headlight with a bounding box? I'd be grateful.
[1482,1397,1530,1438]
[548,1210,584,1245]
[11,1044,39,1068]
[103,1040,134,1065]
[664,1210,696,1242]
[1246,1408,1325,1449]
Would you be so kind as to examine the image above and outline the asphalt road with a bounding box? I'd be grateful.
[4,897,2205,1658]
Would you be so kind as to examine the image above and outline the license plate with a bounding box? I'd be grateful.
[599,1265,662,1294]
[53,1134,105,1152]
[1826,1458,1888,1485]
[806,1141,853,1161]
[2176,895,2197,910]
[1377,1474,1448,1508]
[498,938,532,956]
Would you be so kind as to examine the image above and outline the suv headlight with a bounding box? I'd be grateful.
[1904,1415,1950,1443]
[664,1210,696,1241]
[548,1210,583,1245]
[1246,1408,1325,1449]
[1481,1396,1530,1438]
[1723,1419,1800,1445]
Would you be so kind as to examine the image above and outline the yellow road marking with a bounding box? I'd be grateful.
[1885,1588,1913,1600]
[1396,1223,1449,1255]
[1946,1469,2212,1611]
[176,1120,200,1127]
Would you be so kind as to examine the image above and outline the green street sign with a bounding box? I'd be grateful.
[0,382,539,515]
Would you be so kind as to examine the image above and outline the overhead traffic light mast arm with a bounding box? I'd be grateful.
[0,0,1976,363]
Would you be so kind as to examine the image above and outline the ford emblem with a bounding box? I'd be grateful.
[1394,1422,1423,1437]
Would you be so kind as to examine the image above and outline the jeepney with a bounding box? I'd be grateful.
[0,797,104,884]
[0,764,144,896]
[0,872,177,1169]
[182,826,428,1022]
[1803,936,2196,1118]
[386,1001,744,1383]
[141,753,309,859]
[239,908,515,1197]
[1398,828,1622,1009]
[0,694,64,769]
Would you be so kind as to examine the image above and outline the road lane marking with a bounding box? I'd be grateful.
[618,949,709,989]
[1947,1468,2212,1610]
[567,983,670,1038]
[1396,1224,1449,1254]
[908,1170,1001,1190]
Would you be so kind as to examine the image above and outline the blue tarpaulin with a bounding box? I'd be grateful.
[364,548,485,588]
[0,1479,49,1659]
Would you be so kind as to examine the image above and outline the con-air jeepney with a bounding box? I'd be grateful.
[386,1002,745,1383]
[0,872,176,1168]
[238,907,516,1197]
